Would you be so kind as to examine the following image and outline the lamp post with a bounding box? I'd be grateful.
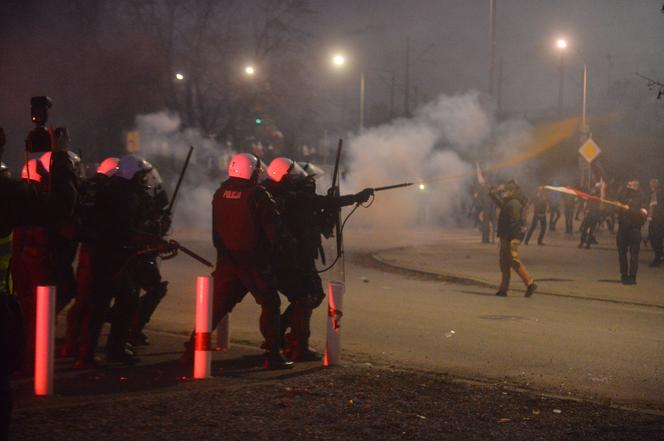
[331,52,365,133]
[554,38,588,132]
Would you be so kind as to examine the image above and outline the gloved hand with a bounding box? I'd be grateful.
[354,188,374,204]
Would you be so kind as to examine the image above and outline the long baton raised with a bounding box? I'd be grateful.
[167,145,194,215]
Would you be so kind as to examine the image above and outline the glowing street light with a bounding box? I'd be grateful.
[244,65,256,76]
[175,72,185,81]
[556,38,568,50]
[331,52,366,132]
[418,183,426,191]
[332,53,346,68]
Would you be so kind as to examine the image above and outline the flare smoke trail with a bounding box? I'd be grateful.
[134,111,234,230]
[343,92,533,229]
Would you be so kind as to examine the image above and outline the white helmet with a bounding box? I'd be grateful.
[39,151,81,174]
[97,157,119,177]
[298,162,325,179]
[117,154,153,180]
[228,153,262,180]
[267,157,307,183]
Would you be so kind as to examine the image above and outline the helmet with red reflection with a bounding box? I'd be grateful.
[228,153,264,181]
[39,151,81,175]
[21,159,43,183]
[267,157,307,183]
[97,157,119,177]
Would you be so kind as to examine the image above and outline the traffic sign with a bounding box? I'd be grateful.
[579,137,601,163]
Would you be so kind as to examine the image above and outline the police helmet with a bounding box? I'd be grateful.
[228,153,264,181]
[267,157,307,183]
[39,151,81,175]
[21,159,43,183]
[97,157,119,177]
[116,154,153,180]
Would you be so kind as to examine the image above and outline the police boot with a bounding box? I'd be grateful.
[106,345,140,364]
[263,351,294,370]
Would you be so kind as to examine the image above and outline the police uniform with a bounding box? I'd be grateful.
[77,173,150,366]
[129,183,171,345]
[263,175,369,361]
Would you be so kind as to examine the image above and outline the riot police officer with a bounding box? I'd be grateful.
[75,154,157,367]
[128,166,171,346]
[263,157,373,361]
[179,153,292,369]
[61,157,118,359]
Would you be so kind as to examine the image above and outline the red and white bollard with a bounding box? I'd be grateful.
[324,281,345,367]
[35,285,56,396]
[193,276,212,379]
[215,314,230,352]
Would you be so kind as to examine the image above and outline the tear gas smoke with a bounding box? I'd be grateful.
[134,111,234,230]
[343,92,533,229]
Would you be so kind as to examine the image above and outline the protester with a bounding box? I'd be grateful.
[616,180,647,285]
[488,181,537,297]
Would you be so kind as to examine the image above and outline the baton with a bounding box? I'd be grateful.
[169,240,214,268]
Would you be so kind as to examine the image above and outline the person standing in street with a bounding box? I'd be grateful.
[525,186,547,245]
[616,180,647,285]
[562,191,576,235]
[488,181,537,297]
[548,183,561,231]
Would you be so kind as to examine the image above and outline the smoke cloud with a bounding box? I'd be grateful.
[134,111,234,231]
[132,93,533,233]
[343,92,533,229]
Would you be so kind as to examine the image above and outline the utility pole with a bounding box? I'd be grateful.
[404,37,411,117]
[488,0,496,96]
[389,71,396,119]
[496,56,504,114]
[557,54,565,117]
[606,54,613,97]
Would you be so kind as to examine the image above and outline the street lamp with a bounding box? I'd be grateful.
[244,65,256,76]
[331,52,365,133]
[554,37,588,131]
[175,72,185,81]
[332,53,346,67]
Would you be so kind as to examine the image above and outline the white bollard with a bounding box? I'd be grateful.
[324,280,345,367]
[35,285,56,396]
[215,314,230,351]
[193,276,213,379]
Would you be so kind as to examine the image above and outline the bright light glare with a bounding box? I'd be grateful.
[556,38,568,50]
[245,66,256,75]
[332,54,346,67]
[175,73,185,81]
[419,184,426,191]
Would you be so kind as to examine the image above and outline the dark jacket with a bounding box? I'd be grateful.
[212,177,281,265]
[0,151,77,375]
[490,188,527,241]
[617,188,645,230]
[650,189,664,222]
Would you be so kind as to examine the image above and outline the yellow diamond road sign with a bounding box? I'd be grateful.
[579,138,601,163]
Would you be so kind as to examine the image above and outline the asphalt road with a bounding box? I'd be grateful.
[153,228,664,410]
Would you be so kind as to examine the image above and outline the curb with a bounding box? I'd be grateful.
[369,251,664,311]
